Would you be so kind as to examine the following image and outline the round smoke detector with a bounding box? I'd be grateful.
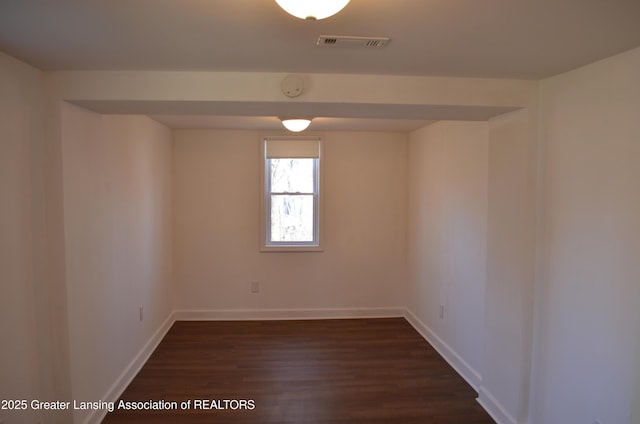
[281,75,304,98]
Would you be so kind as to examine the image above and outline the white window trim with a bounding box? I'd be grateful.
[259,136,324,252]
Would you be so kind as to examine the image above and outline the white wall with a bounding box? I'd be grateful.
[406,121,488,388]
[0,50,48,424]
[172,130,407,316]
[47,70,536,111]
[61,104,173,423]
[478,108,538,424]
[531,47,640,424]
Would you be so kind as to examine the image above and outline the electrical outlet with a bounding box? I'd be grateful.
[251,281,260,293]
[139,306,144,322]
[439,305,445,319]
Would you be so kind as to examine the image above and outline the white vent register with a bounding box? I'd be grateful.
[316,35,390,48]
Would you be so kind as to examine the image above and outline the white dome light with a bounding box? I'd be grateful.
[281,118,312,132]
[275,0,351,20]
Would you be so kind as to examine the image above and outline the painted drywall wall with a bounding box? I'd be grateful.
[47,70,537,111]
[406,121,489,388]
[61,104,173,423]
[0,50,48,424]
[478,108,538,424]
[172,130,407,314]
[531,47,640,424]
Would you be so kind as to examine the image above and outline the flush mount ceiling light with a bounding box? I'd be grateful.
[275,0,350,20]
[281,118,312,132]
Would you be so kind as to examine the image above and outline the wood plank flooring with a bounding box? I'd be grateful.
[102,318,494,423]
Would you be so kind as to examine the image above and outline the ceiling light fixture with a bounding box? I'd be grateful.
[281,118,312,132]
[275,0,350,20]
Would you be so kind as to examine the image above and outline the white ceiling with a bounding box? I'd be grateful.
[2,0,639,131]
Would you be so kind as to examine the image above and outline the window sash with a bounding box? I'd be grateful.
[265,158,319,247]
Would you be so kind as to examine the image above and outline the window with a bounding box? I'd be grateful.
[261,137,322,251]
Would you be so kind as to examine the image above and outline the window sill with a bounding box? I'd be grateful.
[260,245,324,253]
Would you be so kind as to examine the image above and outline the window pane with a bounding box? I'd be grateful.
[270,194,314,242]
[270,158,314,193]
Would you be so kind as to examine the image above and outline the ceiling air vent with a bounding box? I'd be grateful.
[316,35,390,49]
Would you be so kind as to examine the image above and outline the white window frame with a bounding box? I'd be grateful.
[260,136,324,252]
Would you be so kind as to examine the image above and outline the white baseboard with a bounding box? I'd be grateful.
[477,386,519,424]
[403,308,482,391]
[174,307,405,321]
[85,311,176,424]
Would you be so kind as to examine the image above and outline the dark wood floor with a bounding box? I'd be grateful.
[102,318,494,423]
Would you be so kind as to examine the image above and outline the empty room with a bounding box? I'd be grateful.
[1,1,639,423]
